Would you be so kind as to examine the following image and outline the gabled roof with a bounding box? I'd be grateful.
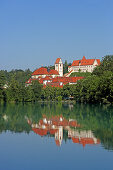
[96,59,101,65]
[71,56,101,66]
[72,60,81,66]
[82,56,86,60]
[32,128,47,136]
[49,69,59,75]
[32,67,48,75]
[55,58,61,64]
[81,59,95,66]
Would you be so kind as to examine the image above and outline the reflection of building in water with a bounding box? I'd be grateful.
[55,126,63,146]
[68,129,100,147]
[27,115,100,147]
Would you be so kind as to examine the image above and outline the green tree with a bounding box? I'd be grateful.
[31,80,42,101]
[63,60,68,74]
[93,55,113,76]
[7,77,20,102]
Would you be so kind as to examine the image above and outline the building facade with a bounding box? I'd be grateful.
[55,58,63,77]
[68,56,100,73]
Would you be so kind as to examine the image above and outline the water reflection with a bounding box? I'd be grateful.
[27,115,100,147]
[0,103,113,150]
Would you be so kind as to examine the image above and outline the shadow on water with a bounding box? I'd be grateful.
[0,102,113,151]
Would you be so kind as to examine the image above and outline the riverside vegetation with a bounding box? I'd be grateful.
[0,55,113,103]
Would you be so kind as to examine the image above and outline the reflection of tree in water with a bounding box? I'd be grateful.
[94,129,113,151]
[0,103,113,150]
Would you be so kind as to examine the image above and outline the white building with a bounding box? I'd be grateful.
[55,58,63,77]
[68,56,100,73]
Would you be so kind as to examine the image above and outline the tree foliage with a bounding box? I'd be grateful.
[93,55,113,76]
[63,60,71,74]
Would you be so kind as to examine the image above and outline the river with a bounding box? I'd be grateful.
[0,102,113,170]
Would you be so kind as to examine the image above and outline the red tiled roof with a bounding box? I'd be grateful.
[32,128,47,136]
[55,58,61,64]
[72,137,79,144]
[49,129,58,135]
[44,76,84,88]
[81,59,95,66]
[96,59,101,65]
[80,138,94,146]
[72,137,99,146]
[26,75,84,87]
[49,69,59,75]
[82,56,86,60]
[52,77,84,83]
[72,60,80,66]
[32,67,48,75]
[71,56,101,66]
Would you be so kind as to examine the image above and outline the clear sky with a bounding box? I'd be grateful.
[0,0,113,71]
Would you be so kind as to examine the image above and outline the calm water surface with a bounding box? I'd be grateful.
[0,103,113,170]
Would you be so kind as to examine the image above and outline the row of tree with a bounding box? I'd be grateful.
[0,55,113,103]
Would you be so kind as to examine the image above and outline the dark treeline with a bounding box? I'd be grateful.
[0,68,32,84]
[0,55,113,103]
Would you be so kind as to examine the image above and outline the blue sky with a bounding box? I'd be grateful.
[0,0,113,71]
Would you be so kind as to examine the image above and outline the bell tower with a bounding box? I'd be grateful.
[55,58,63,77]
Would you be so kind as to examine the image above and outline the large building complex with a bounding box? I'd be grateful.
[26,57,84,87]
[68,56,100,73]
[26,56,100,88]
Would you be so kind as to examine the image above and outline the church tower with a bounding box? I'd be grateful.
[55,58,63,77]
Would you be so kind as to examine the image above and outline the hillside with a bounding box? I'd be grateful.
[70,72,91,77]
